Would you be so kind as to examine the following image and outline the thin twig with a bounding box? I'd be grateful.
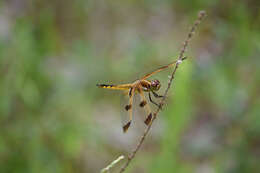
[101,155,125,173]
[119,11,206,173]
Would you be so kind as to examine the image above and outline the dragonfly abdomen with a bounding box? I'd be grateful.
[96,83,132,90]
[96,84,115,88]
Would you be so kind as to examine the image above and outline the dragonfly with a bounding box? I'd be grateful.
[97,57,186,133]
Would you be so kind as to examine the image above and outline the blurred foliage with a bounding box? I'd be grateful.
[0,0,260,173]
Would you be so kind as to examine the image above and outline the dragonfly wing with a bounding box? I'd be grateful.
[141,60,177,80]
[138,87,153,126]
[121,87,135,133]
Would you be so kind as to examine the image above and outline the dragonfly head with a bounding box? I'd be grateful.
[151,79,161,91]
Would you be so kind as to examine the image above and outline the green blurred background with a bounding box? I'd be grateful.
[0,0,260,173]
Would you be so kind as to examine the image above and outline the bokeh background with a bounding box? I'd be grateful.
[0,0,260,173]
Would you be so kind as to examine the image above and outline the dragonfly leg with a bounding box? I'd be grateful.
[152,91,163,98]
[149,92,160,107]
[149,92,163,110]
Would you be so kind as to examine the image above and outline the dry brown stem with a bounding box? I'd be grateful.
[118,10,207,173]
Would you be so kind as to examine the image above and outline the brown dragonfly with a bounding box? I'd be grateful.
[97,58,185,133]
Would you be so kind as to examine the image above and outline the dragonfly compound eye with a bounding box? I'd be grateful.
[151,80,161,91]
